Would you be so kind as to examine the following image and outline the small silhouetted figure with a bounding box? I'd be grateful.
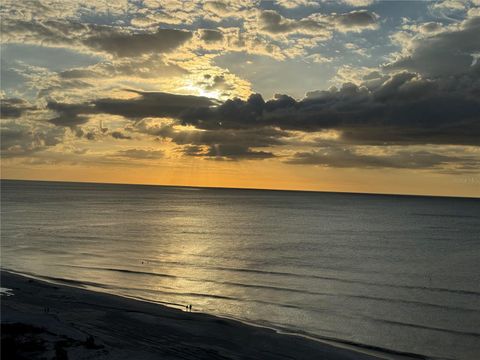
[185,305,188,311]
[189,304,192,312]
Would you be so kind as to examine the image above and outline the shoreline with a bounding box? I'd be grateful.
[1,269,422,360]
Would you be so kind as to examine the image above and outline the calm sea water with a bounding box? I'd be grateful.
[1,180,480,359]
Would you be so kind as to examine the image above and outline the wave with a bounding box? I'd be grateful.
[64,262,480,297]
[412,212,479,219]
[58,265,480,314]
[135,255,480,294]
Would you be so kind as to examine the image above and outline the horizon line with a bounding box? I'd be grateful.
[1,177,478,200]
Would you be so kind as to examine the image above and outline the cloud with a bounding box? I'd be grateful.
[198,29,224,42]
[387,16,480,76]
[403,22,444,35]
[306,54,333,63]
[431,0,468,11]
[115,149,164,159]
[1,18,88,47]
[1,0,377,69]
[47,102,95,127]
[43,62,480,168]
[0,98,35,118]
[83,28,193,57]
[1,119,64,157]
[184,143,275,160]
[203,1,252,19]
[275,0,318,8]
[94,90,218,119]
[257,9,378,37]
[258,10,330,36]
[59,55,188,82]
[198,74,233,92]
[136,118,287,160]
[341,0,375,7]
[3,0,478,172]
[2,16,192,58]
[334,10,378,31]
[203,1,233,16]
[1,0,130,22]
[179,73,480,146]
[111,131,132,140]
[130,12,190,27]
[287,147,478,170]
[58,68,99,79]
[47,65,480,148]
[45,90,218,127]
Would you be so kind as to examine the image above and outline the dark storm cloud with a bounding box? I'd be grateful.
[386,16,480,77]
[286,147,478,169]
[178,70,480,146]
[83,28,193,57]
[47,102,96,127]
[0,98,35,118]
[47,65,480,146]
[94,90,218,119]
[199,29,223,42]
[46,90,218,127]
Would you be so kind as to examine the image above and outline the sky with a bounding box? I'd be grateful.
[1,0,479,197]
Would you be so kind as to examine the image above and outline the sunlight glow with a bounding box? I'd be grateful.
[182,83,222,100]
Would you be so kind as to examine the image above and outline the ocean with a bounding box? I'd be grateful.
[1,179,479,359]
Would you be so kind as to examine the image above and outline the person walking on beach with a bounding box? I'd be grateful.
[189,304,192,312]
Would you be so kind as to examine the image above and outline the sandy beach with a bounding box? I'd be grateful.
[0,270,398,360]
